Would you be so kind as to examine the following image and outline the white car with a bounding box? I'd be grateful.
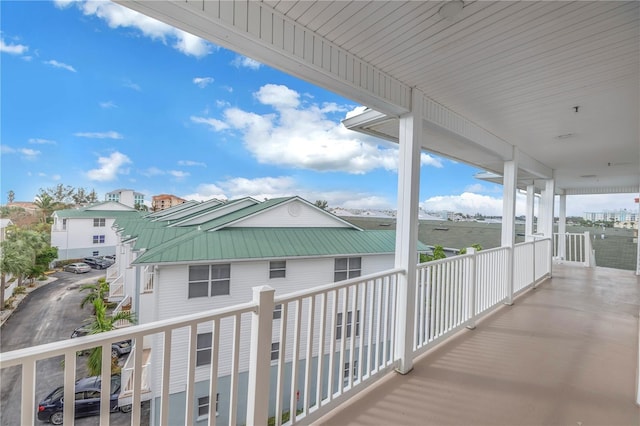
[63,262,92,274]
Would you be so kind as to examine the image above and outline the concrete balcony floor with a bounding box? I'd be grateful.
[316,264,640,426]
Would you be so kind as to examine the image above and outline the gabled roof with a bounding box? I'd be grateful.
[144,200,201,219]
[53,202,139,219]
[133,227,430,265]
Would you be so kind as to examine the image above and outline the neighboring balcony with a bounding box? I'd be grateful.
[1,235,638,426]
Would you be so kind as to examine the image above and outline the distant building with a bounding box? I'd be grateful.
[0,218,13,243]
[51,202,140,260]
[151,194,187,211]
[584,209,638,229]
[105,189,145,208]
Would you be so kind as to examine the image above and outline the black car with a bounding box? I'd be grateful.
[37,375,132,425]
[83,257,113,270]
[71,325,132,359]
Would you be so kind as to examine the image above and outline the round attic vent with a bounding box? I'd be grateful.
[288,202,301,217]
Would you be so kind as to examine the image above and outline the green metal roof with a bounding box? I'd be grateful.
[54,208,141,219]
[133,227,430,264]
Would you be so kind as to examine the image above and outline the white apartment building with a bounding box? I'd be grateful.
[105,189,145,209]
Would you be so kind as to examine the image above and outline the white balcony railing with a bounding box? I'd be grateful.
[553,232,593,266]
[143,266,154,293]
[106,263,118,281]
[0,241,553,426]
[113,295,133,328]
[119,345,151,405]
[108,273,125,300]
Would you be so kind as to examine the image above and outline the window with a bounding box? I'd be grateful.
[344,360,359,384]
[62,219,67,230]
[92,251,99,257]
[196,332,212,366]
[271,342,279,361]
[273,304,282,320]
[197,394,219,419]
[85,390,100,399]
[92,235,105,244]
[336,310,360,340]
[188,264,230,298]
[93,218,106,227]
[269,260,286,278]
[334,257,361,281]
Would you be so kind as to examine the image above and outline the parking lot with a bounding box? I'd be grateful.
[0,269,148,426]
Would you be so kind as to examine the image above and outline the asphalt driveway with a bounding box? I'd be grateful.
[0,270,143,426]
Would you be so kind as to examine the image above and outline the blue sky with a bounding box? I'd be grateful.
[1,0,636,217]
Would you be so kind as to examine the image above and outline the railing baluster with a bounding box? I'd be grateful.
[208,320,219,426]
[160,330,172,426]
[229,314,241,426]
[316,293,327,407]
[274,302,288,426]
[62,352,75,426]
[303,295,315,413]
[289,300,302,423]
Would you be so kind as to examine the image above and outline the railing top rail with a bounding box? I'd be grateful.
[114,294,132,312]
[417,253,471,268]
[0,300,256,367]
[274,267,405,304]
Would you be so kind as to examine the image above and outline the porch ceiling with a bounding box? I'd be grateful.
[115,1,639,195]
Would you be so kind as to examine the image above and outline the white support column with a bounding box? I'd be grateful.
[558,193,567,260]
[525,184,535,242]
[394,89,423,375]
[246,285,275,426]
[542,179,556,274]
[501,149,518,305]
[465,247,477,330]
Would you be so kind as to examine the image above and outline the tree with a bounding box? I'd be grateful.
[314,200,329,210]
[87,189,99,204]
[72,187,89,205]
[134,202,148,212]
[0,239,32,310]
[79,278,110,311]
[34,193,62,223]
[40,184,75,204]
[420,244,447,263]
[7,190,15,204]
[85,298,136,376]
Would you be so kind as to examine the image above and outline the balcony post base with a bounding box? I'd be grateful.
[395,366,414,376]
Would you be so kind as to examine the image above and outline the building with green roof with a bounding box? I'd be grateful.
[110,196,429,424]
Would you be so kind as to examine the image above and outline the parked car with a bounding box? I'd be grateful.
[83,257,113,270]
[37,375,131,425]
[63,263,92,274]
[103,254,116,262]
[71,324,132,359]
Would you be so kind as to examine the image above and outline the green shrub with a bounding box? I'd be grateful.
[13,286,26,295]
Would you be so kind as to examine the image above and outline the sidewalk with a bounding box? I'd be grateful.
[0,274,58,328]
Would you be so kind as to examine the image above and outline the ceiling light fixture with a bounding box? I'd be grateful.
[439,1,464,21]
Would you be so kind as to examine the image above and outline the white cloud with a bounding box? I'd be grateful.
[62,0,213,58]
[52,174,62,181]
[123,79,141,91]
[74,131,123,139]
[20,148,41,160]
[169,170,190,179]
[563,194,638,217]
[100,101,117,108]
[344,106,368,119]
[0,38,28,55]
[140,167,164,177]
[193,77,214,88]
[44,59,76,72]
[421,192,528,217]
[190,116,229,131]
[0,145,41,160]
[231,55,262,70]
[28,138,56,145]
[178,160,206,167]
[181,176,395,210]
[86,151,132,181]
[192,84,420,174]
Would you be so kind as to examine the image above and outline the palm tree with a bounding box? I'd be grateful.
[86,298,136,376]
[79,278,110,311]
[33,193,58,223]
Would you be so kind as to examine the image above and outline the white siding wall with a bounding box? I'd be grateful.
[51,217,119,259]
[148,253,394,396]
[232,201,350,228]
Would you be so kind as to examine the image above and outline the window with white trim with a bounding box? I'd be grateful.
[336,310,360,340]
[92,235,105,244]
[196,332,212,366]
[334,257,361,281]
[269,260,286,278]
[273,304,282,320]
[62,219,67,230]
[93,218,106,227]
[197,394,219,420]
[344,360,359,384]
[188,264,230,298]
[270,342,279,361]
